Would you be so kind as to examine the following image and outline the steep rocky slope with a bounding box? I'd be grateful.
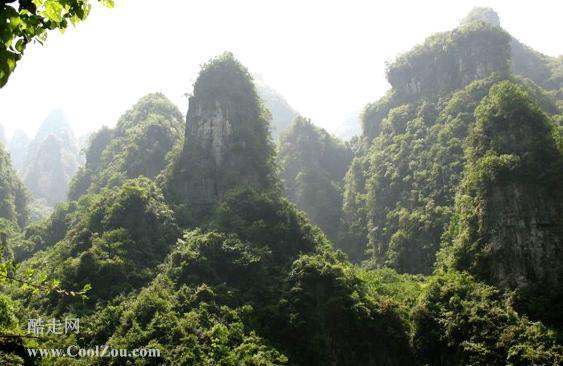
[439,81,562,327]
[166,54,279,224]
[341,14,561,275]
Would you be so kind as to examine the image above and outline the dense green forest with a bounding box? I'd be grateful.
[278,117,352,244]
[0,6,561,365]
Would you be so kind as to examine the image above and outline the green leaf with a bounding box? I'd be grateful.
[44,0,64,23]
[100,0,115,9]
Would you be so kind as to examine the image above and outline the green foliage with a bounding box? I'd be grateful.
[512,41,563,109]
[275,254,414,365]
[166,230,266,297]
[0,0,113,87]
[357,84,482,273]
[357,267,425,328]
[460,7,563,111]
[346,65,560,275]
[0,293,29,365]
[81,277,288,365]
[278,116,352,244]
[211,187,326,265]
[69,93,184,200]
[439,81,562,328]
[52,178,179,306]
[0,143,28,228]
[413,272,562,365]
[386,22,510,100]
[166,52,279,225]
[343,20,531,273]
[5,41,561,365]
[469,81,559,166]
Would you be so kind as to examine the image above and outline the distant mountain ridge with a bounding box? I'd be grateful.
[8,129,30,173]
[254,76,299,140]
[22,110,81,207]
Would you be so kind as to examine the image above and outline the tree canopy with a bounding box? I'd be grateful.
[0,0,113,87]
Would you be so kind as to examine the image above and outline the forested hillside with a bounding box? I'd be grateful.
[278,117,352,244]
[0,7,561,366]
[462,7,563,110]
[341,12,562,276]
[68,93,184,200]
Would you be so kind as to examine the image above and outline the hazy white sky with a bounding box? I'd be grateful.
[0,0,561,139]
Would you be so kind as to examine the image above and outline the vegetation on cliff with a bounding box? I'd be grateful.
[68,93,184,200]
[278,117,352,244]
[0,7,561,365]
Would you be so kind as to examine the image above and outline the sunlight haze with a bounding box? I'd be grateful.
[0,0,561,138]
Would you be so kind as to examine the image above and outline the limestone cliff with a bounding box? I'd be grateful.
[167,53,277,224]
[462,7,563,109]
[386,22,510,101]
[440,81,562,325]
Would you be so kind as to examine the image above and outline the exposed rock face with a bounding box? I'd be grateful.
[461,7,563,108]
[483,182,561,290]
[168,53,277,223]
[387,22,510,100]
[441,81,562,324]
[461,7,501,27]
[24,135,71,206]
[348,7,561,274]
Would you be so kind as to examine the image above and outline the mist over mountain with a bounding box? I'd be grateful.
[21,110,81,207]
[7,130,30,173]
[334,112,361,140]
[254,76,299,140]
[462,7,563,108]
[0,6,561,366]
[278,117,352,243]
[68,93,184,201]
